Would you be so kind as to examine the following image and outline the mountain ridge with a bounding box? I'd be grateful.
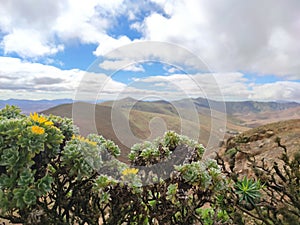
[41,98,299,161]
[0,98,73,114]
[100,97,300,116]
[1,97,299,115]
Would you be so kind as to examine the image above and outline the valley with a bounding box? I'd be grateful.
[41,97,300,161]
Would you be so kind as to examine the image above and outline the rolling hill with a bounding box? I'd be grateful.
[42,98,299,161]
[42,102,231,161]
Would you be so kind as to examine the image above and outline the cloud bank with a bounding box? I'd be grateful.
[1,57,299,102]
[0,0,299,101]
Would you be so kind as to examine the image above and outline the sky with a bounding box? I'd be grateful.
[0,0,299,102]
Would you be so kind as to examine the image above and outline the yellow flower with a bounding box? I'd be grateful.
[30,112,39,121]
[30,112,53,126]
[87,140,97,146]
[37,116,48,124]
[44,121,54,126]
[72,135,97,146]
[31,126,45,135]
[122,168,139,176]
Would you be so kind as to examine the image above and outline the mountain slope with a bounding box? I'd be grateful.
[220,119,300,175]
[101,97,300,120]
[42,101,246,161]
[100,98,179,116]
[175,97,300,114]
[234,106,300,127]
[42,98,299,161]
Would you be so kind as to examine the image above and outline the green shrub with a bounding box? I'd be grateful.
[216,136,300,225]
[235,177,263,205]
[0,106,230,225]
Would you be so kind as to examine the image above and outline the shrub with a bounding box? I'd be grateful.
[216,136,300,225]
[0,106,125,224]
[0,106,230,225]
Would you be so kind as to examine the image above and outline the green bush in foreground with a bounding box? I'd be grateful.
[217,136,300,225]
[5,105,299,225]
[0,105,230,225]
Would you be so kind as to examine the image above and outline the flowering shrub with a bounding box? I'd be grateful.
[0,105,124,224]
[0,105,230,224]
[0,106,63,216]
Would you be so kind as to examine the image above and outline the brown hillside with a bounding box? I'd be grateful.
[43,102,248,161]
[220,119,300,175]
[43,103,215,161]
[43,101,299,163]
[234,106,300,127]
[43,103,136,162]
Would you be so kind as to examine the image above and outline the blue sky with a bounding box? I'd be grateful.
[54,43,98,70]
[0,0,299,102]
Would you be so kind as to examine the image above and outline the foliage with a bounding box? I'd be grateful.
[196,208,230,225]
[2,105,299,224]
[0,106,125,224]
[216,136,300,225]
[0,106,230,225]
[0,105,24,119]
[128,130,205,166]
[235,176,263,205]
[0,108,63,216]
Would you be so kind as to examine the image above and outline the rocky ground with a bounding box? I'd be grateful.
[219,119,300,176]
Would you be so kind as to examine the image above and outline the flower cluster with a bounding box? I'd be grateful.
[31,125,45,135]
[122,167,139,176]
[30,112,53,126]
[72,134,97,146]
[0,105,237,225]
[0,106,64,215]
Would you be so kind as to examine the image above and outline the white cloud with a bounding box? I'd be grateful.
[0,57,125,100]
[125,64,145,72]
[93,35,133,56]
[98,41,209,73]
[1,56,299,101]
[133,72,300,101]
[166,67,180,73]
[143,0,300,79]
[0,0,66,58]
[99,59,145,72]
[0,0,299,102]
[53,0,118,43]
[1,29,64,58]
[153,82,167,87]
[0,0,128,58]
[1,0,300,80]
[249,81,300,101]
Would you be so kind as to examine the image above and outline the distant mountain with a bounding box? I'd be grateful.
[224,100,300,114]
[0,99,73,114]
[6,97,298,161]
[104,97,300,115]
[173,97,300,115]
[103,97,300,129]
[101,98,178,116]
[41,97,300,161]
[2,97,298,116]
[43,100,247,161]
